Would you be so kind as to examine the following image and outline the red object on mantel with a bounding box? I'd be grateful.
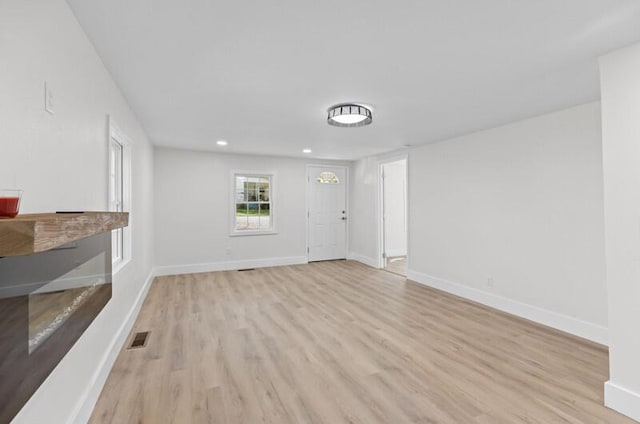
[0,197,21,218]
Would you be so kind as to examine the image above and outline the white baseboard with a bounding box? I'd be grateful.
[154,256,308,277]
[347,252,379,268]
[406,269,608,346]
[605,381,640,421]
[69,268,156,424]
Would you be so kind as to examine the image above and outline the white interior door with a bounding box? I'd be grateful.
[308,166,347,262]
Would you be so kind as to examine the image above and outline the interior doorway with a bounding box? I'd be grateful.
[380,158,408,276]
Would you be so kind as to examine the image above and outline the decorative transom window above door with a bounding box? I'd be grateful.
[316,171,340,184]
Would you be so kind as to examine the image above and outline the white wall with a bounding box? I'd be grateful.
[599,41,640,422]
[350,103,608,344]
[0,0,155,422]
[406,102,607,343]
[383,160,407,258]
[349,157,381,266]
[348,151,409,268]
[154,148,347,274]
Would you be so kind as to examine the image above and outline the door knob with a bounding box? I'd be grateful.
[342,217,347,220]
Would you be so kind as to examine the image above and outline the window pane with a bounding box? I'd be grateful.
[112,228,122,262]
[109,138,125,266]
[109,139,123,212]
[247,203,259,229]
[236,176,247,202]
[258,178,270,201]
[249,182,259,201]
[236,203,249,230]
[233,174,273,233]
[259,203,271,229]
[236,187,246,202]
[316,171,339,184]
[235,176,247,190]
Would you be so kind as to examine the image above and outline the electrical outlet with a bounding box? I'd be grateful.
[44,82,54,114]
[487,277,494,288]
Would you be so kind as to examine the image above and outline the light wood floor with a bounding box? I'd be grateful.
[385,256,407,276]
[90,261,634,424]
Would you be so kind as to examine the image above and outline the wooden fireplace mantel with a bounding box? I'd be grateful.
[0,212,129,257]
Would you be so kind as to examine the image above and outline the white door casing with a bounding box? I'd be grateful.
[308,165,347,262]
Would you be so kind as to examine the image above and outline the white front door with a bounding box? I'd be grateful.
[308,166,347,262]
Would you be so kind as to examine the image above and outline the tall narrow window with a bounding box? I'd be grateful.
[108,117,131,270]
[231,173,275,235]
[109,137,124,264]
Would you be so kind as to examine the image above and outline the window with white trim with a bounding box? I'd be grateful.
[231,173,275,235]
[108,118,131,270]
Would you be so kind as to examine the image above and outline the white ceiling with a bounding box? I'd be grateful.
[67,0,640,160]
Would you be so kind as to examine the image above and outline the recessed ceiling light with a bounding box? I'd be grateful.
[327,103,373,127]
[303,149,312,153]
[216,140,228,146]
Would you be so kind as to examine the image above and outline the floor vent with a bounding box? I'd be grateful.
[238,268,255,272]
[128,331,150,349]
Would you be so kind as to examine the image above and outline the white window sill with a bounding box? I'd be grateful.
[230,230,278,237]
[112,257,131,275]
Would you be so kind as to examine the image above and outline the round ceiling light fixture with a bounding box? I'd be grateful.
[327,103,372,128]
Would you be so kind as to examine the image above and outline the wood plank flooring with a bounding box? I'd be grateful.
[90,260,634,424]
[385,256,407,276]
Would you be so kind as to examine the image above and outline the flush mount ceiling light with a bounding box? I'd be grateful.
[327,103,373,128]
[216,140,228,146]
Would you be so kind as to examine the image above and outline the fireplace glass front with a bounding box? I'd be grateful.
[0,232,112,423]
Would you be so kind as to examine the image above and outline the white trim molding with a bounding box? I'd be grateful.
[377,155,409,270]
[306,164,350,263]
[229,170,277,237]
[347,252,379,269]
[69,268,156,424]
[107,116,133,273]
[605,381,640,421]
[406,269,608,345]
[155,256,308,277]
